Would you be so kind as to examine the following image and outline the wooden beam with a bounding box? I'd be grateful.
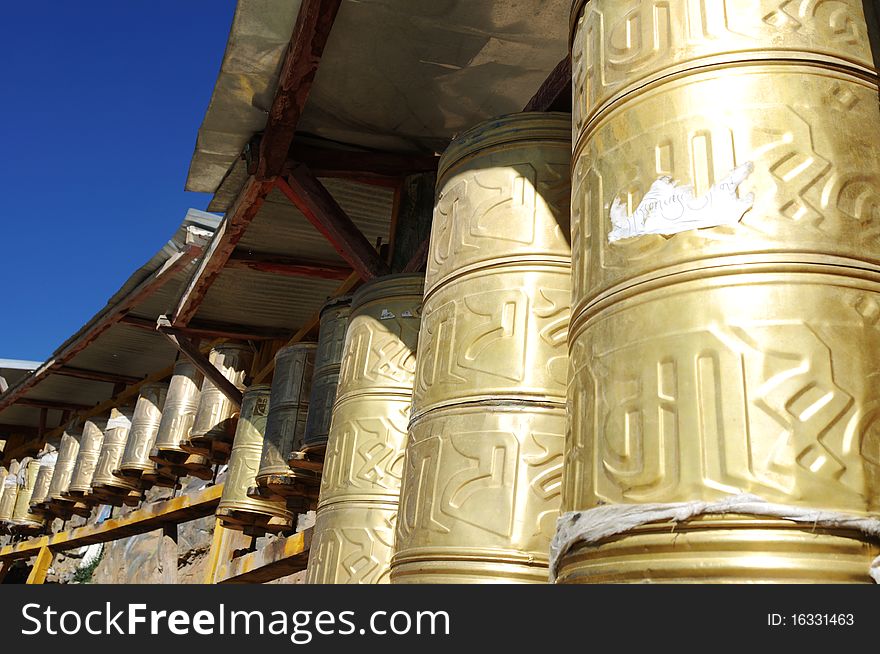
[0,484,223,561]
[173,177,276,327]
[226,251,351,280]
[118,314,158,331]
[287,143,439,181]
[256,0,344,179]
[26,546,53,584]
[17,398,92,412]
[278,167,391,281]
[216,529,311,583]
[252,271,361,384]
[52,366,142,386]
[157,318,244,407]
[402,237,431,273]
[0,245,201,415]
[523,55,572,112]
[0,423,38,437]
[181,320,292,342]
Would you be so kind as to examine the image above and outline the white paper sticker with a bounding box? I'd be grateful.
[379,309,396,320]
[609,162,755,243]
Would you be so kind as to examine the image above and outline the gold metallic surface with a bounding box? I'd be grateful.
[119,383,168,475]
[257,344,316,483]
[414,264,570,416]
[219,385,293,531]
[428,112,571,295]
[564,0,880,582]
[190,343,254,444]
[29,457,55,509]
[67,416,106,496]
[307,274,424,584]
[12,459,43,528]
[48,424,83,502]
[305,501,398,584]
[555,516,880,584]
[0,473,18,523]
[153,359,203,455]
[0,467,7,517]
[394,114,570,583]
[302,295,352,451]
[91,406,139,493]
[392,404,564,584]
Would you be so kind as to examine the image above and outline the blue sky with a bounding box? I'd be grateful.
[0,1,237,360]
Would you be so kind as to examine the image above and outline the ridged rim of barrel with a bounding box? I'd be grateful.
[438,112,571,182]
[568,0,589,43]
[243,383,273,394]
[350,272,426,310]
[319,294,353,317]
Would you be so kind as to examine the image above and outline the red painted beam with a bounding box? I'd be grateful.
[277,167,391,281]
[226,251,351,280]
[256,0,344,179]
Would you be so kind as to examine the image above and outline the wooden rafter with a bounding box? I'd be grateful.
[226,251,351,280]
[52,366,142,386]
[278,166,391,281]
[256,0,344,179]
[179,320,291,342]
[286,143,439,182]
[524,55,572,112]
[17,398,93,412]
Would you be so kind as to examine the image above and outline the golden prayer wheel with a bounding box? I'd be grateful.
[218,385,293,533]
[28,452,57,513]
[66,416,107,498]
[12,458,44,530]
[48,423,83,503]
[256,344,317,492]
[0,461,20,525]
[0,466,7,516]
[560,0,880,583]
[392,113,570,583]
[117,382,169,486]
[306,273,424,584]
[187,343,254,463]
[299,295,352,455]
[90,406,140,496]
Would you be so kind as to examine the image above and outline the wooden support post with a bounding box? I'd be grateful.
[157,318,244,407]
[26,546,53,584]
[391,172,436,273]
[277,168,391,281]
[161,523,178,585]
[203,519,251,584]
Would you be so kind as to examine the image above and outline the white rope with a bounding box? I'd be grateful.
[549,493,880,583]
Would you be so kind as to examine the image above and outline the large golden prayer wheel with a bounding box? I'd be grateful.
[29,452,57,514]
[306,273,424,584]
[0,463,19,526]
[117,382,169,487]
[186,343,253,463]
[299,295,352,455]
[218,385,293,534]
[48,423,83,504]
[66,416,107,498]
[12,458,44,530]
[256,343,317,494]
[0,466,7,515]
[392,113,571,583]
[90,406,140,497]
[560,0,880,583]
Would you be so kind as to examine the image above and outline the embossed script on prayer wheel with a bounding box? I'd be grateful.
[91,406,139,494]
[67,416,107,497]
[188,343,253,462]
[560,0,880,583]
[48,423,84,502]
[219,385,292,533]
[12,459,44,529]
[257,344,316,489]
[393,113,570,583]
[301,295,352,453]
[29,452,57,512]
[306,274,424,584]
[118,383,168,483]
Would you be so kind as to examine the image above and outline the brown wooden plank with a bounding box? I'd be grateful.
[52,366,142,386]
[256,0,344,179]
[402,237,431,273]
[278,167,391,281]
[523,55,572,112]
[17,398,93,412]
[287,143,439,181]
[172,177,276,327]
[180,320,292,342]
[157,318,244,406]
[117,314,157,331]
[226,251,351,280]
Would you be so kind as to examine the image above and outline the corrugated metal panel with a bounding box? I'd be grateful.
[20,375,111,407]
[195,267,341,331]
[236,180,394,262]
[64,324,179,379]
